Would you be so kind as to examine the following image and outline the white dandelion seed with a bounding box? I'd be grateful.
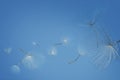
[32,41,40,47]
[4,48,12,54]
[54,38,69,46]
[78,48,86,56]
[93,27,120,69]
[68,48,86,64]
[49,47,57,56]
[79,11,101,48]
[22,54,37,69]
[68,54,81,64]
[11,65,20,73]
[63,38,68,44]
[32,42,37,45]
[18,48,45,70]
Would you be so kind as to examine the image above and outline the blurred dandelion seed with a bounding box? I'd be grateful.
[18,48,45,70]
[78,48,86,56]
[50,38,69,56]
[11,65,20,73]
[19,49,37,69]
[68,48,85,64]
[22,54,37,69]
[4,48,12,54]
[63,38,68,44]
[54,38,69,46]
[19,48,31,55]
[32,41,40,47]
[49,47,57,56]
[68,54,81,64]
[93,27,120,69]
[22,54,45,69]
[79,11,101,48]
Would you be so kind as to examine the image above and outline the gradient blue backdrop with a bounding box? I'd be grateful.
[0,0,120,80]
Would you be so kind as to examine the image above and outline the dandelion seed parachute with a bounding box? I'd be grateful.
[93,27,120,69]
[79,11,100,48]
[68,48,86,64]
[18,48,45,70]
[68,54,81,64]
[4,48,12,54]
[50,38,68,56]
[22,55,38,69]
[54,38,69,46]
[11,65,20,73]
[32,41,40,47]
[49,47,57,56]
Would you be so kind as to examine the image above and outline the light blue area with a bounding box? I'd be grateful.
[0,0,120,80]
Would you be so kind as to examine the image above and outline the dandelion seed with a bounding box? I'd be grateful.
[79,11,100,48]
[54,38,69,46]
[63,38,68,44]
[22,54,37,69]
[11,65,20,73]
[19,48,31,55]
[68,48,85,64]
[32,41,40,47]
[4,48,12,54]
[18,48,45,70]
[68,54,81,64]
[19,49,36,69]
[93,27,120,69]
[49,47,57,56]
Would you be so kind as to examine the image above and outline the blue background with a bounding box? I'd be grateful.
[0,0,120,80]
